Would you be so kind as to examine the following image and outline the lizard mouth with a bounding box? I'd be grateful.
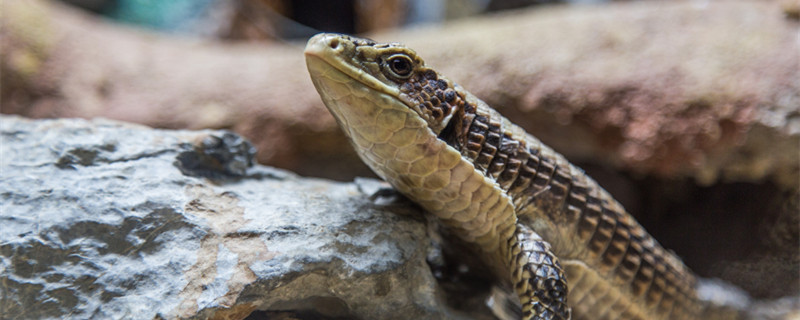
[305,33,456,135]
[304,33,403,104]
[305,34,422,143]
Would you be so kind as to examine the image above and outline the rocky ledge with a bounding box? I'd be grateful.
[0,116,796,320]
[0,116,457,319]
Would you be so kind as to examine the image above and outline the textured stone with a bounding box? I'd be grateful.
[1,116,796,320]
[0,116,448,320]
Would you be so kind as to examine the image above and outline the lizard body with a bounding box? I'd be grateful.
[304,33,716,320]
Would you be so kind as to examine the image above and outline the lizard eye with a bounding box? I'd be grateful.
[386,54,413,79]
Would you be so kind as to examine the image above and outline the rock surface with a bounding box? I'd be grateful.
[1,116,797,320]
[0,116,454,319]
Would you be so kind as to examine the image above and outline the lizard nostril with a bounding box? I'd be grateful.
[329,38,339,50]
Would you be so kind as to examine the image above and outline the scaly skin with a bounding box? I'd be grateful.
[305,33,711,320]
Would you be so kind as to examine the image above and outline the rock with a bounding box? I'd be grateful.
[2,1,798,187]
[0,116,453,319]
[1,116,797,320]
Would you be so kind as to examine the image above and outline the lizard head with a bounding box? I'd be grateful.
[304,33,461,135]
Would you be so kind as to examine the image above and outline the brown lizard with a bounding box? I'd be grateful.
[304,33,731,320]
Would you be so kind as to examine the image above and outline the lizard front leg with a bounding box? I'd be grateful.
[510,223,571,320]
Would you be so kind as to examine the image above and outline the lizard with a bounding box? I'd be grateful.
[304,33,723,320]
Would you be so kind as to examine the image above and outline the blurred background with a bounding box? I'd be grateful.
[2,0,799,305]
[59,0,603,39]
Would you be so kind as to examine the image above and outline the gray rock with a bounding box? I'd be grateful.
[2,116,796,320]
[0,116,454,319]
